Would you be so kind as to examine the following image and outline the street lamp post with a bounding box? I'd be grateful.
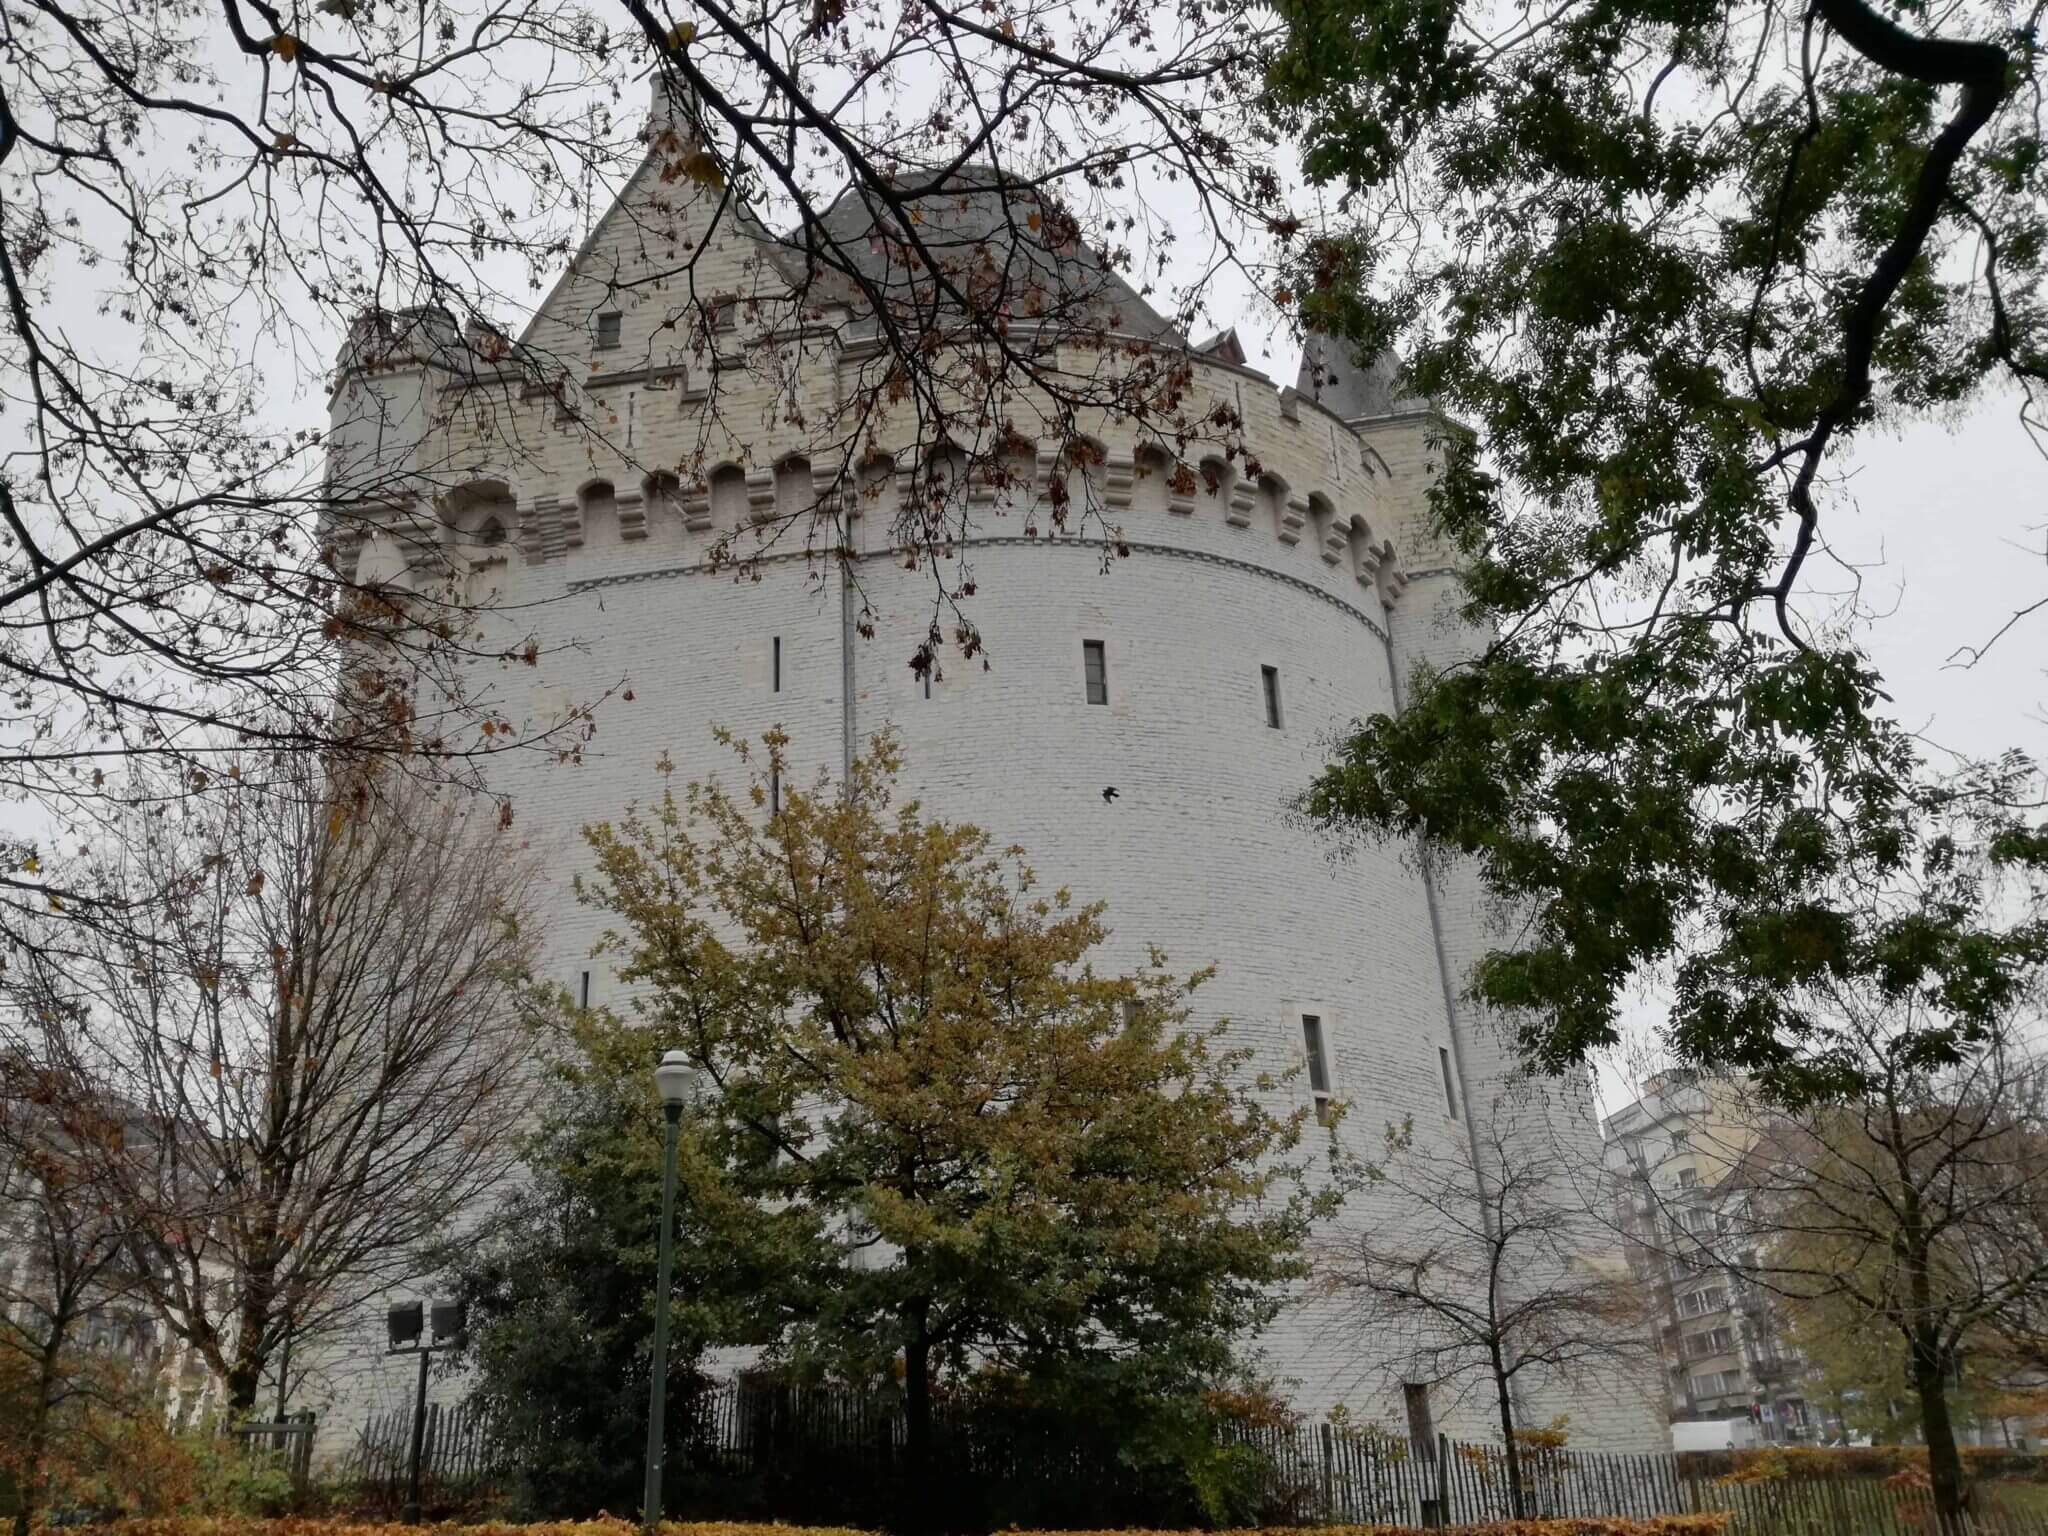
[386,1297,464,1523]
[642,1049,695,1531]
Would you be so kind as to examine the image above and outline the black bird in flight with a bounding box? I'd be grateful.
[1102,786,1119,803]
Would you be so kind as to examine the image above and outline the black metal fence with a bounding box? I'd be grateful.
[339,1399,503,1513]
[337,1381,2048,1534]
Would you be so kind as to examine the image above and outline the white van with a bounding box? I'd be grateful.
[1672,1418,1762,1452]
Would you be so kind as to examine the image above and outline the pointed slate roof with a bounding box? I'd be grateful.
[1295,332,1418,420]
[793,168,1186,346]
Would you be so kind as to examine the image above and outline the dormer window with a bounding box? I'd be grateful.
[595,310,623,350]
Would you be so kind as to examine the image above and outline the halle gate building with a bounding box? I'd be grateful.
[319,79,1663,1454]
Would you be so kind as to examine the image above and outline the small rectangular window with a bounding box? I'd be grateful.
[578,970,592,1009]
[772,635,782,693]
[1302,1013,1332,1124]
[594,311,622,350]
[1121,998,1141,1031]
[1262,665,1282,729]
[1438,1046,1459,1120]
[770,769,781,816]
[1082,640,1107,706]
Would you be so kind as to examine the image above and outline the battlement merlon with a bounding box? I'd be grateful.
[322,73,1458,602]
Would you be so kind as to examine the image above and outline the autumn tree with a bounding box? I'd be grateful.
[0,1064,159,1536]
[1779,1257,2014,1445]
[1276,0,2048,1101]
[553,729,1324,1477]
[1321,1093,1657,1517]
[0,748,545,1413]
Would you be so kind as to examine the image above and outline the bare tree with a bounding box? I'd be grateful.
[1675,994,2048,1529]
[1320,1092,1658,1518]
[0,0,1290,919]
[1,748,546,1413]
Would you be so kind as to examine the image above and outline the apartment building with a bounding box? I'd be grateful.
[1602,1075,1819,1442]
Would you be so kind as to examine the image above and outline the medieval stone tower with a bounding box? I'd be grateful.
[319,81,1663,1452]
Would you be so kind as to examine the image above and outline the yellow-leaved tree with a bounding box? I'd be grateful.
[572,729,1329,1477]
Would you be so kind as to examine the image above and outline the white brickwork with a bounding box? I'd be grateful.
[306,106,1664,1458]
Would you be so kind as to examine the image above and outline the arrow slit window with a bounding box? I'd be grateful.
[1302,1013,1332,1125]
[1082,640,1107,705]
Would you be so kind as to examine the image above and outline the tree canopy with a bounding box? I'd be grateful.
[9,0,2044,1113]
[0,0,1306,1006]
[523,731,1324,1466]
[1269,0,2048,1097]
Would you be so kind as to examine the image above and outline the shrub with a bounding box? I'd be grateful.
[65,1514,1733,1536]
[1680,1443,2048,1485]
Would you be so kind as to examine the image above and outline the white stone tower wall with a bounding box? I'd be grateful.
[305,133,1663,1456]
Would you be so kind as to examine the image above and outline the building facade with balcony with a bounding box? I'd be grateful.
[1601,1076,1821,1443]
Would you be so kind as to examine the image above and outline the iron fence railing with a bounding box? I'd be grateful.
[338,1381,2048,1534]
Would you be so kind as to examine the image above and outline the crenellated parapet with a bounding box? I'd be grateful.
[326,247,1449,640]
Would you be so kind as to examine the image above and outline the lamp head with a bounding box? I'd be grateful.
[387,1301,423,1350]
[653,1049,696,1108]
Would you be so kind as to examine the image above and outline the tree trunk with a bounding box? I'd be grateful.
[901,1302,934,1535]
[1910,1333,1969,1530]
[224,1262,278,1412]
[903,1318,931,1469]
[14,1327,68,1536]
[1491,1342,1524,1519]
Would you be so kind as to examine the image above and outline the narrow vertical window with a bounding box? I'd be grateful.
[923,670,932,701]
[772,635,782,693]
[578,970,592,1010]
[770,769,781,816]
[594,311,622,350]
[1302,1014,1332,1125]
[1082,640,1107,706]
[1439,1046,1459,1120]
[1262,665,1282,729]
